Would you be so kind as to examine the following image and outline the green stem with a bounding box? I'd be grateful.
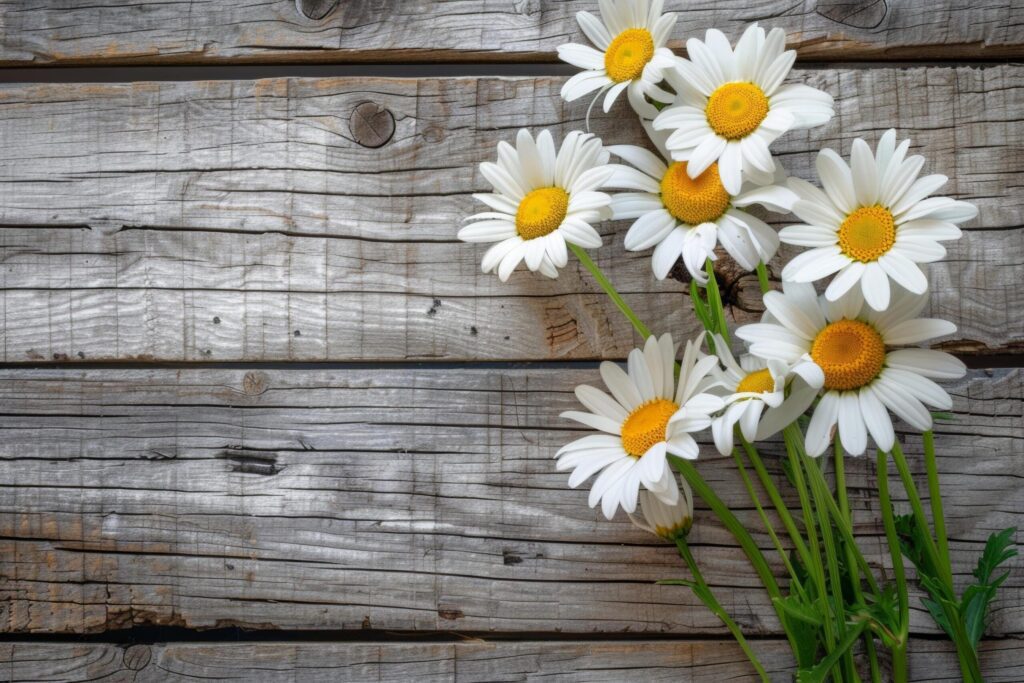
[836,443,882,681]
[741,439,814,575]
[877,450,909,673]
[755,261,772,295]
[731,444,806,599]
[670,455,782,600]
[923,431,952,583]
[782,426,836,651]
[676,538,770,682]
[889,442,948,586]
[803,454,855,681]
[704,258,730,343]
[569,243,651,340]
[803,456,882,599]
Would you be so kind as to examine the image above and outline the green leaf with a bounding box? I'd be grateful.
[961,527,1018,647]
[773,595,822,627]
[973,527,1018,585]
[795,621,867,683]
[862,584,904,648]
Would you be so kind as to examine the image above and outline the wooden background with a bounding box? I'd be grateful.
[0,1,1022,680]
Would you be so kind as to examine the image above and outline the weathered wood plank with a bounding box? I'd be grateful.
[1,367,1020,635]
[0,67,1021,362]
[2,638,1022,682]
[0,1,1021,65]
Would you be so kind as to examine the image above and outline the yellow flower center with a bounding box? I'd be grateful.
[604,28,655,83]
[706,82,769,140]
[515,187,569,240]
[736,368,775,394]
[660,161,731,225]
[838,205,896,262]
[621,398,678,457]
[810,319,886,391]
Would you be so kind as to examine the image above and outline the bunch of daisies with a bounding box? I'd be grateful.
[459,3,1008,681]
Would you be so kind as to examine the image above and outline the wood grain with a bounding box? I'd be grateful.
[0,66,1021,362]
[2,638,1023,682]
[1,367,1020,636]
[0,0,1021,65]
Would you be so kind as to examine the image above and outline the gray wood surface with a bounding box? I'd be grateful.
[1,367,1020,636]
[0,0,1021,65]
[2,638,1022,682]
[1,66,1020,362]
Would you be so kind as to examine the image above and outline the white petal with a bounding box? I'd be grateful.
[817,148,856,215]
[779,224,839,248]
[687,134,728,178]
[567,450,628,488]
[629,347,657,402]
[861,261,891,311]
[718,142,744,195]
[561,410,622,435]
[805,391,840,457]
[458,220,517,243]
[873,374,933,431]
[607,144,667,179]
[576,384,629,422]
[885,349,966,379]
[850,138,878,207]
[881,368,954,410]
[601,361,643,411]
[481,237,523,274]
[651,227,686,279]
[781,246,848,283]
[624,209,677,251]
[859,387,895,453]
[877,251,928,294]
[825,261,867,301]
[837,391,867,456]
[576,11,612,49]
[561,71,612,102]
[603,81,630,112]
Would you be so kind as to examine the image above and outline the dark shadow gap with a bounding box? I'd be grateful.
[0,60,1017,83]
[0,356,1019,371]
[0,624,981,645]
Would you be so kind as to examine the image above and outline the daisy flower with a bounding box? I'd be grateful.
[607,124,797,282]
[652,24,834,195]
[556,333,724,519]
[736,282,966,457]
[708,334,823,456]
[459,129,613,281]
[557,0,678,118]
[628,475,694,542]
[780,129,978,311]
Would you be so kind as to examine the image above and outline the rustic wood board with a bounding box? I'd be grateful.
[1,367,1020,636]
[0,66,1021,362]
[0,0,1021,65]
[1,638,1022,682]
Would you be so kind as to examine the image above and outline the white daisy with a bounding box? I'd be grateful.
[780,129,978,311]
[459,129,613,281]
[628,475,694,542]
[708,334,823,456]
[607,124,797,282]
[652,24,834,195]
[558,0,678,118]
[736,282,966,457]
[556,333,725,519]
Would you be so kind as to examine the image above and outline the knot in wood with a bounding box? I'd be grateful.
[123,644,151,671]
[816,0,889,30]
[242,371,269,396]
[668,249,771,312]
[295,0,339,21]
[350,101,396,148]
